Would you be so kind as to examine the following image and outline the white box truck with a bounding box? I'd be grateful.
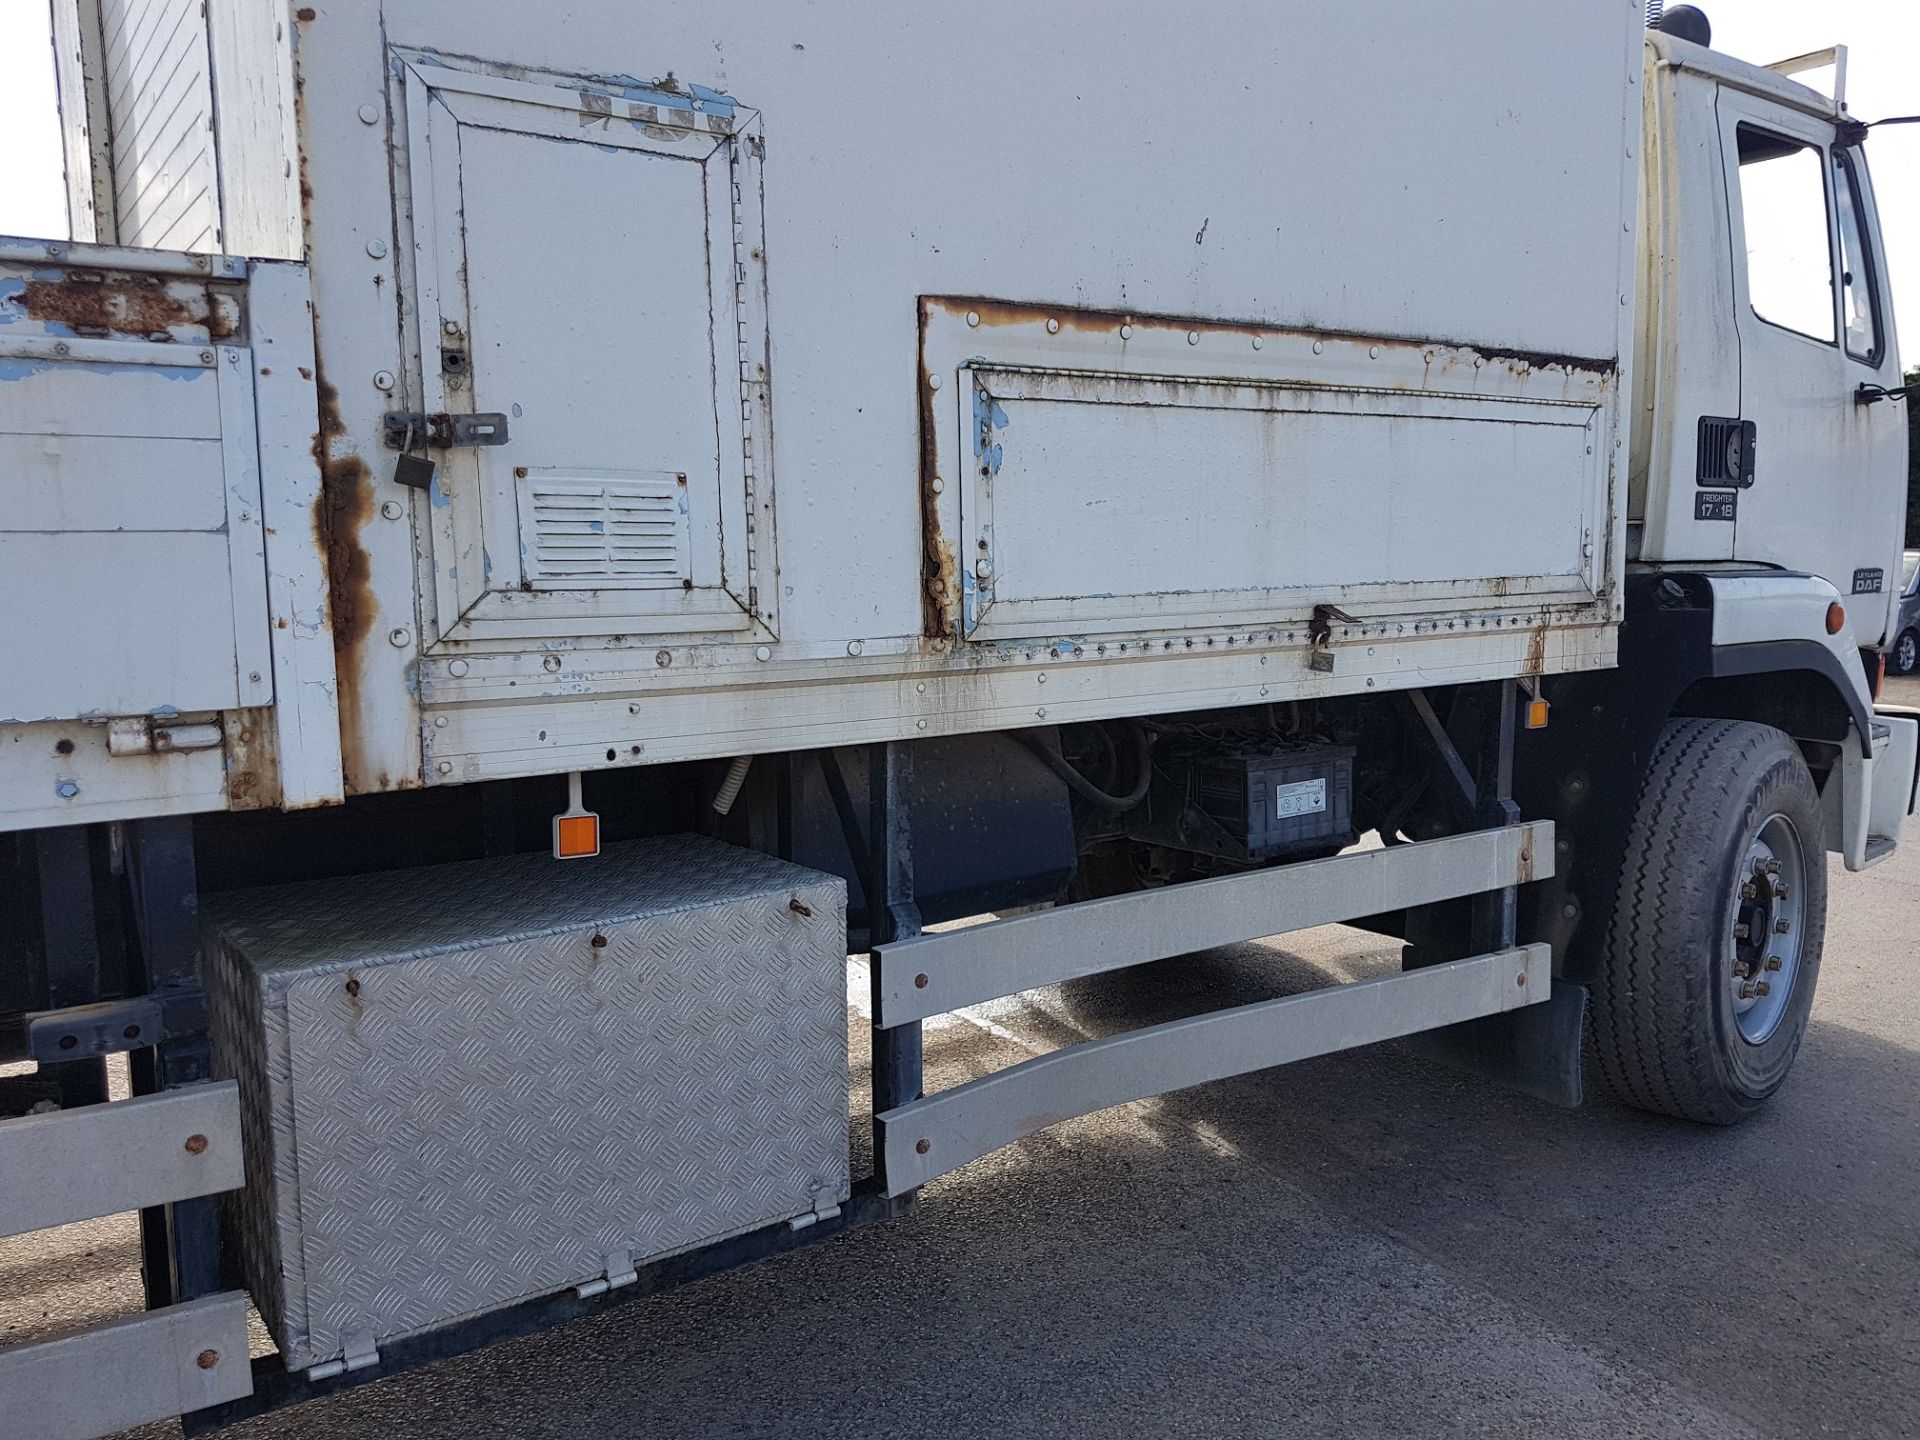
[1,2,1914,1432]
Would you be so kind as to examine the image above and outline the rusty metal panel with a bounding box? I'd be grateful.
[918,308,1614,644]
[0,241,311,829]
[0,247,271,728]
[394,57,769,647]
[277,0,1644,789]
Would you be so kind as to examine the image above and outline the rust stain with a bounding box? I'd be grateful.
[921,295,1616,377]
[1516,827,1537,885]
[1523,620,1549,677]
[295,6,315,19]
[309,369,388,791]
[17,275,206,337]
[225,708,284,810]
[916,299,955,640]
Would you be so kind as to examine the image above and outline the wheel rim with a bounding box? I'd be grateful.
[1728,812,1806,1045]
[1900,634,1917,672]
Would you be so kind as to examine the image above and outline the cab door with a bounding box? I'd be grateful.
[1717,89,1907,635]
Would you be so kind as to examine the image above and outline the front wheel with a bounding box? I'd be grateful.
[1589,718,1827,1124]
[1892,629,1919,676]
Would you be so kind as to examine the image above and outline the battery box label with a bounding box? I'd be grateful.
[1273,778,1328,819]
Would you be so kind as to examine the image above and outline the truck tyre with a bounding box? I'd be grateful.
[1590,718,1826,1124]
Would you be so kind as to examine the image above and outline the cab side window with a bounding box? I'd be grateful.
[1832,149,1882,365]
[1735,126,1836,345]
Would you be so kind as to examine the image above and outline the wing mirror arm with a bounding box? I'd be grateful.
[1855,383,1914,407]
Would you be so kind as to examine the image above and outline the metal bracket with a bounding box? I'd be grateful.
[25,992,208,1062]
[105,715,224,756]
[1401,689,1478,819]
[380,411,511,450]
[1856,382,1913,406]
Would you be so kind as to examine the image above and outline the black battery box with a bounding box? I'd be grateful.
[1123,741,1355,863]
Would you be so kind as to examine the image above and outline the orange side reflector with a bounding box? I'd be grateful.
[1826,601,1847,636]
[1524,697,1551,731]
[553,812,600,860]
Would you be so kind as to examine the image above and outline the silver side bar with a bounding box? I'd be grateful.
[0,1082,243,1238]
[877,944,1549,1195]
[0,1293,252,1440]
[873,823,1551,1027]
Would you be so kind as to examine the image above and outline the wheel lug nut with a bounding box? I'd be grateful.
[1741,883,1758,900]
[1774,918,1790,934]
[1733,923,1749,939]
[1755,981,1771,997]
[1765,955,1782,972]
[1775,883,1789,899]
[1733,961,1751,978]
[1740,981,1756,999]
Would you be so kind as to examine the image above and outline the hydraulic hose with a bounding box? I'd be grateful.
[1016,723,1154,811]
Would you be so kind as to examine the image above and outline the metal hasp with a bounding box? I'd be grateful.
[872,819,1553,1195]
[380,410,511,449]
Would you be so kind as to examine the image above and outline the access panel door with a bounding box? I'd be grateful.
[396,56,775,646]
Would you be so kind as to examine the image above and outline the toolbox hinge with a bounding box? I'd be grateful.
[307,1329,380,1382]
[573,1249,639,1300]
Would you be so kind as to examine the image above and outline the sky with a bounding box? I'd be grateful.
[0,1,1915,364]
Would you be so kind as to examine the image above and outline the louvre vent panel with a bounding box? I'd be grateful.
[515,472,691,588]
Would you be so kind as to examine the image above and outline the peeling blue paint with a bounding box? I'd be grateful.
[0,276,23,322]
[588,519,604,533]
[429,475,452,507]
[970,386,1007,475]
[483,547,494,579]
[687,83,737,118]
[150,705,180,720]
[0,358,203,383]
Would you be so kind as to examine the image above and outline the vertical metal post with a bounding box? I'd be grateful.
[123,815,222,1308]
[32,826,110,1109]
[1470,681,1521,953]
[866,742,924,1196]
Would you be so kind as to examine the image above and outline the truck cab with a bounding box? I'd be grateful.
[1634,29,1908,623]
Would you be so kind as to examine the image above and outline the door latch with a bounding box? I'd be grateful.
[381,411,511,450]
[381,411,510,491]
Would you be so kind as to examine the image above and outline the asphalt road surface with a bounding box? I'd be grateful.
[6,702,1919,1438]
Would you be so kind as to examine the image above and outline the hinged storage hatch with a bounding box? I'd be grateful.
[0,242,271,723]
[391,54,776,645]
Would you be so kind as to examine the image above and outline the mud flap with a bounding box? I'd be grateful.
[1405,980,1588,1109]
